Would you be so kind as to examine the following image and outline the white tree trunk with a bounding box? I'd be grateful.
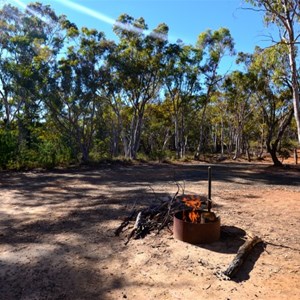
[288,44,300,144]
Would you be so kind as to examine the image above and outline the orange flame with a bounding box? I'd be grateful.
[188,210,201,223]
[181,195,202,223]
[182,195,201,209]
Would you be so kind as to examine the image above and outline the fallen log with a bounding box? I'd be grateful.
[223,235,263,278]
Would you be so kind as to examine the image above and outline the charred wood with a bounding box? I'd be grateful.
[114,209,136,236]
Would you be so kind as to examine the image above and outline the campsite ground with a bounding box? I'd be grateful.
[0,157,300,300]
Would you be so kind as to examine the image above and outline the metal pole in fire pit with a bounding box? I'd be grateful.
[208,167,212,212]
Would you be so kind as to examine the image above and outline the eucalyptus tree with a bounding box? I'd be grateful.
[222,71,257,160]
[0,3,65,129]
[163,42,202,158]
[206,91,231,158]
[194,28,235,158]
[245,0,300,144]
[47,27,113,162]
[246,46,294,166]
[140,99,173,160]
[0,3,70,168]
[107,14,169,159]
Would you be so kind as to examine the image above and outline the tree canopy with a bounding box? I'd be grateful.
[0,2,298,169]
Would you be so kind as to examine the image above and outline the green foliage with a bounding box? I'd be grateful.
[36,132,73,168]
[0,129,18,168]
[278,148,290,162]
[89,138,111,161]
[0,124,73,170]
[0,2,298,169]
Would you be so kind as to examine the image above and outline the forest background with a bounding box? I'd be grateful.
[0,0,299,169]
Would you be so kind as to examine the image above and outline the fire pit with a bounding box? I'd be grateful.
[173,167,220,244]
[173,210,220,244]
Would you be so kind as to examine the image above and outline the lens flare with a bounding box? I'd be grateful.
[10,0,52,25]
[0,0,7,7]
[7,0,189,44]
[56,0,169,41]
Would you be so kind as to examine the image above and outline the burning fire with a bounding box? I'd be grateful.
[181,195,202,223]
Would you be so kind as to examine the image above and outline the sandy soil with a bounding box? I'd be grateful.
[0,159,300,300]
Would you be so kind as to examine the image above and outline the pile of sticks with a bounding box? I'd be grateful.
[114,192,207,245]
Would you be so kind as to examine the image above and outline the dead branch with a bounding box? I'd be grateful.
[264,240,300,253]
[157,182,180,233]
[114,209,136,236]
[114,201,137,236]
[125,211,143,245]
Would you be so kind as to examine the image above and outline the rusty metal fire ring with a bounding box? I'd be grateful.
[173,210,220,244]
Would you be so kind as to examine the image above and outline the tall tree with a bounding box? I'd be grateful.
[140,99,173,160]
[47,27,113,162]
[245,0,300,144]
[0,3,64,129]
[216,44,294,166]
[107,14,168,159]
[0,2,68,168]
[247,46,294,166]
[163,42,202,158]
[222,71,256,160]
[194,28,235,158]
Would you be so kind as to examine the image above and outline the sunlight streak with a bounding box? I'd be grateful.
[10,0,52,25]
[5,0,191,44]
[0,0,7,8]
[56,0,169,41]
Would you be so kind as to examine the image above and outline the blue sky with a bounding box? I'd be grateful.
[4,0,278,72]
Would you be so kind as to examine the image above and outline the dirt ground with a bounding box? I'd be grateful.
[0,158,300,300]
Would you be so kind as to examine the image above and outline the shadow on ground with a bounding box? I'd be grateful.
[0,162,299,298]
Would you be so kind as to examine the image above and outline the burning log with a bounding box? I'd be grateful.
[223,235,263,279]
